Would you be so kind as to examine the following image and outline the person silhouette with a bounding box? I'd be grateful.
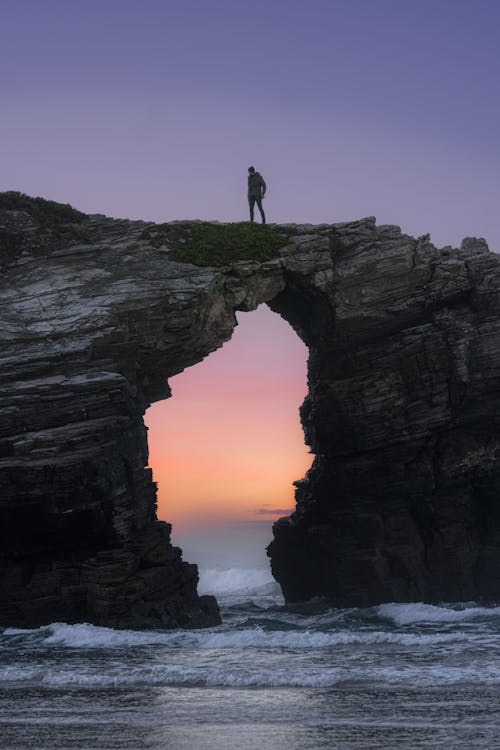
[247,166,266,223]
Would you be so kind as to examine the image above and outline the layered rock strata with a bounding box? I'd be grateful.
[268,228,500,605]
[0,199,499,628]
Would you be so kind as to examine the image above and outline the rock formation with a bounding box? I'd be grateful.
[1,193,499,629]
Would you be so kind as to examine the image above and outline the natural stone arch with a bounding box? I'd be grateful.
[1,196,500,629]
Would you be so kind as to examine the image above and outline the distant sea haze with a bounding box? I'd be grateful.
[172,518,280,570]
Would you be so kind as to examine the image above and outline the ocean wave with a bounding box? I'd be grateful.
[2,622,185,648]
[2,662,499,689]
[377,602,500,626]
[2,621,473,651]
[198,567,281,598]
[198,627,472,649]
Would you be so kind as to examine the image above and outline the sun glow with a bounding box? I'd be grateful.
[145,305,312,527]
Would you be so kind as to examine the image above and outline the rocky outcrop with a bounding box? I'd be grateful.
[268,227,500,605]
[1,195,499,628]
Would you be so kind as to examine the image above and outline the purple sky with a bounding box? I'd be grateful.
[3,1,500,543]
[3,0,499,249]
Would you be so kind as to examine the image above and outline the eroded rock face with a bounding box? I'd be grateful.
[269,226,500,605]
[0,201,499,628]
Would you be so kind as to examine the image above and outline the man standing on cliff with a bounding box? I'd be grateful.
[247,166,266,223]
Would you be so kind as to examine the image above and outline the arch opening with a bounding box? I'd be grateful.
[144,304,312,596]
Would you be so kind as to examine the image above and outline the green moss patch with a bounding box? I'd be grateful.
[141,221,289,266]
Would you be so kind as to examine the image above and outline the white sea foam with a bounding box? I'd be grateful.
[378,602,500,626]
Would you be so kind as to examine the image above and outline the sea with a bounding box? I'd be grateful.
[1,556,500,750]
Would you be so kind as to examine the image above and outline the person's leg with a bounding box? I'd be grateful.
[256,197,266,224]
[249,197,255,222]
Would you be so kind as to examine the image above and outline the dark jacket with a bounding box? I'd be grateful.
[248,172,266,198]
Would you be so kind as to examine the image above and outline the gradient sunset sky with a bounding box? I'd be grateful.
[3,1,499,531]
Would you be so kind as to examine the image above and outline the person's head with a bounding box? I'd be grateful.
[248,166,255,174]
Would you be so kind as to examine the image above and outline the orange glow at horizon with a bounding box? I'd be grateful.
[145,305,312,527]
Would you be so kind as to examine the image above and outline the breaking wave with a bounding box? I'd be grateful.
[2,621,473,651]
[197,566,282,600]
[2,585,499,694]
[2,661,500,689]
[377,602,500,626]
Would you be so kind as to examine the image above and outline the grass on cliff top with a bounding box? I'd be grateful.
[0,191,84,225]
[141,221,288,266]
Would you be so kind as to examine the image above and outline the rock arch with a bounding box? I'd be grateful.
[1,200,500,628]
